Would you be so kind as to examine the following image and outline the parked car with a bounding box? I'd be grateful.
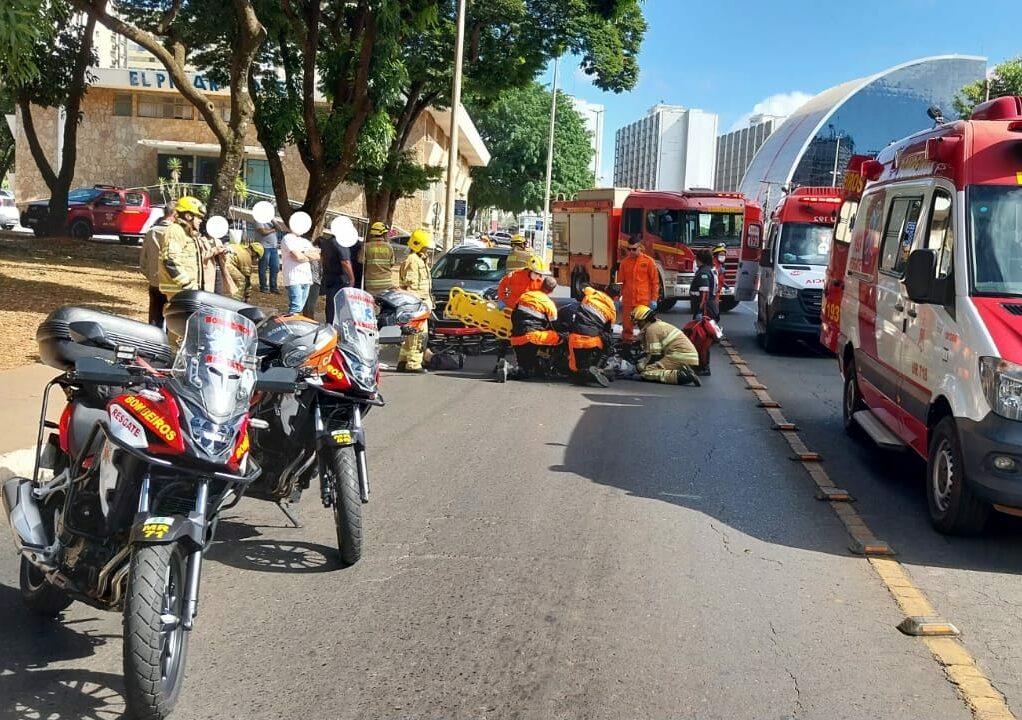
[0,189,18,230]
[21,185,159,244]
[388,231,412,265]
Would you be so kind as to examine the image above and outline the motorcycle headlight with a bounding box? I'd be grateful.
[979,357,1022,421]
[776,283,799,299]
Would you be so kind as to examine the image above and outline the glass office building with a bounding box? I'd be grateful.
[739,55,987,206]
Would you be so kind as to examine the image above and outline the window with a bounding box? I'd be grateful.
[833,199,859,245]
[113,93,133,117]
[761,224,779,267]
[125,192,145,207]
[657,210,744,247]
[927,189,954,280]
[157,154,195,183]
[98,192,122,207]
[646,210,657,233]
[968,185,1022,295]
[778,223,832,266]
[431,253,507,281]
[138,96,193,120]
[621,207,642,235]
[880,196,923,275]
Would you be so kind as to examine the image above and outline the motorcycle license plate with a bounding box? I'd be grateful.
[331,429,353,445]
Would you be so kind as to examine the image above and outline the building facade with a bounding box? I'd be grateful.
[567,96,605,185]
[613,104,717,192]
[13,67,489,233]
[714,114,784,192]
[738,55,986,207]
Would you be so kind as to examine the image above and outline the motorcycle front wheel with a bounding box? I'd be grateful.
[122,541,190,720]
[328,446,364,566]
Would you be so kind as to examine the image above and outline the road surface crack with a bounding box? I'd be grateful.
[708,522,736,557]
[769,622,805,719]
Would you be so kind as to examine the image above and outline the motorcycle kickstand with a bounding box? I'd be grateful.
[275,501,302,528]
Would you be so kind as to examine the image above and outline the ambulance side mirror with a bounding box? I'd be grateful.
[904,249,938,303]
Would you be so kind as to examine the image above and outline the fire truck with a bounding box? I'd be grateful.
[754,186,843,351]
[819,155,871,352]
[551,188,764,311]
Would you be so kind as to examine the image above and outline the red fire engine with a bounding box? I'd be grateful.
[819,155,872,352]
[551,188,764,311]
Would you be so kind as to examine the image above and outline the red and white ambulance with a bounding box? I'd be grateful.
[837,95,1022,534]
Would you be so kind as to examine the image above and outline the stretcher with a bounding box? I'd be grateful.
[443,286,512,339]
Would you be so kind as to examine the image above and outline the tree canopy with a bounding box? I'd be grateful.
[467,81,595,215]
[954,57,1022,119]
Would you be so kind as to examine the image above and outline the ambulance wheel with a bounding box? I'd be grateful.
[762,326,782,354]
[842,359,865,439]
[657,299,677,313]
[927,417,990,535]
[720,297,738,313]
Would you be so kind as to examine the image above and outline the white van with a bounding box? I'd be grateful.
[837,95,1022,534]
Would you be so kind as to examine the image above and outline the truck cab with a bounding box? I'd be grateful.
[837,95,1022,535]
[756,187,842,352]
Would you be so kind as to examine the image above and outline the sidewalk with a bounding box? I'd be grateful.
[0,363,61,455]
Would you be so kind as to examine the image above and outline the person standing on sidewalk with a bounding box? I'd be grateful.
[321,227,357,324]
[303,237,323,319]
[281,226,320,314]
[140,208,175,326]
[360,221,396,296]
[254,219,281,294]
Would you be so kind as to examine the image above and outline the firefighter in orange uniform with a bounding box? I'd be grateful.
[493,255,547,373]
[618,235,660,343]
[562,284,618,387]
[509,275,560,380]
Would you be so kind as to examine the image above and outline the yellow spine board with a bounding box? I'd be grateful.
[444,286,512,339]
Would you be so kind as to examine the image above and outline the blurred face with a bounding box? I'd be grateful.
[627,244,641,255]
[716,253,726,262]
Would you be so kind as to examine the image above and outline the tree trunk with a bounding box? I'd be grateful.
[0,145,13,187]
[364,188,392,224]
[385,192,400,226]
[302,173,336,238]
[208,137,245,218]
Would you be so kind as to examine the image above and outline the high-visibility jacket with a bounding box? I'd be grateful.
[510,290,559,346]
[506,247,533,273]
[225,243,255,300]
[562,288,616,371]
[158,220,202,297]
[641,319,698,365]
[618,250,659,308]
[400,251,432,306]
[359,238,395,294]
[496,268,541,309]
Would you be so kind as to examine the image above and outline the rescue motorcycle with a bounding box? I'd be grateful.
[166,289,383,567]
[2,304,274,719]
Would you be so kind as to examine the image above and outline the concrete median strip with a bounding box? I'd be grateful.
[726,342,1018,720]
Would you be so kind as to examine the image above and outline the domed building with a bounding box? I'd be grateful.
[739,55,987,206]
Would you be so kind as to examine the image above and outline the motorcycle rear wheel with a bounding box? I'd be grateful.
[20,556,73,617]
[122,542,189,720]
[329,446,364,566]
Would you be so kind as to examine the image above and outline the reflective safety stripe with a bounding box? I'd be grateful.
[515,305,546,321]
[511,329,562,346]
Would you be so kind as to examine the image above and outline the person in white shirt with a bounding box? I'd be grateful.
[281,230,320,313]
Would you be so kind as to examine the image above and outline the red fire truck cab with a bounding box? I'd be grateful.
[551,188,763,312]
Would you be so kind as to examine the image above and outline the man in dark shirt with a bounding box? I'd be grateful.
[691,249,719,322]
[320,232,356,324]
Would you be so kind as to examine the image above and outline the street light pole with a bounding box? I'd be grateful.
[443,0,467,251]
[540,56,560,255]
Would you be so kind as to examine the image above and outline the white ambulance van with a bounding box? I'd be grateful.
[838,96,1022,534]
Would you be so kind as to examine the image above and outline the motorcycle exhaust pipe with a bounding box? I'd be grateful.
[1,477,51,551]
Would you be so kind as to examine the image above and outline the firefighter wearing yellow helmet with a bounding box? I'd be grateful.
[158,196,205,299]
[506,233,533,273]
[630,304,701,386]
[359,221,396,295]
[397,228,434,373]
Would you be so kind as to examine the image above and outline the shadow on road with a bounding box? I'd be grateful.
[206,539,338,574]
[0,583,125,719]
[549,390,1022,575]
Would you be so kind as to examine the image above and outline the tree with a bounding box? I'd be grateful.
[355,0,645,226]
[954,57,1022,119]
[0,90,14,187]
[247,0,436,232]
[74,0,266,216]
[467,82,594,216]
[0,0,95,234]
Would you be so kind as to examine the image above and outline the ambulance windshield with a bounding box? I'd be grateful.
[970,186,1022,296]
[778,223,832,266]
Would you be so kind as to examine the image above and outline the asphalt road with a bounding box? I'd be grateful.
[1,307,1017,719]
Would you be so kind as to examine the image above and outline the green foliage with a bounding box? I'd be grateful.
[467,81,594,214]
[0,0,49,85]
[954,57,1022,119]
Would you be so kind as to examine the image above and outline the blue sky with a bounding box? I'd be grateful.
[542,0,1020,183]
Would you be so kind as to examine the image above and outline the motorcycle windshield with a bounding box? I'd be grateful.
[332,287,379,393]
[172,308,258,424]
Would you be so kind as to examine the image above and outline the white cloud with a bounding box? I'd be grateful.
[729,91,814,132]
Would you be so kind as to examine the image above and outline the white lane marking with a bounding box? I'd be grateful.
[659,492,703,500]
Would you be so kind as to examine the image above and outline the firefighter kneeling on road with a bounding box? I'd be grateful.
[558,284,618,387]
[397,228,434,374]
[630,305,701,386]
[509,274,560,380]
[492,255,547,372]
